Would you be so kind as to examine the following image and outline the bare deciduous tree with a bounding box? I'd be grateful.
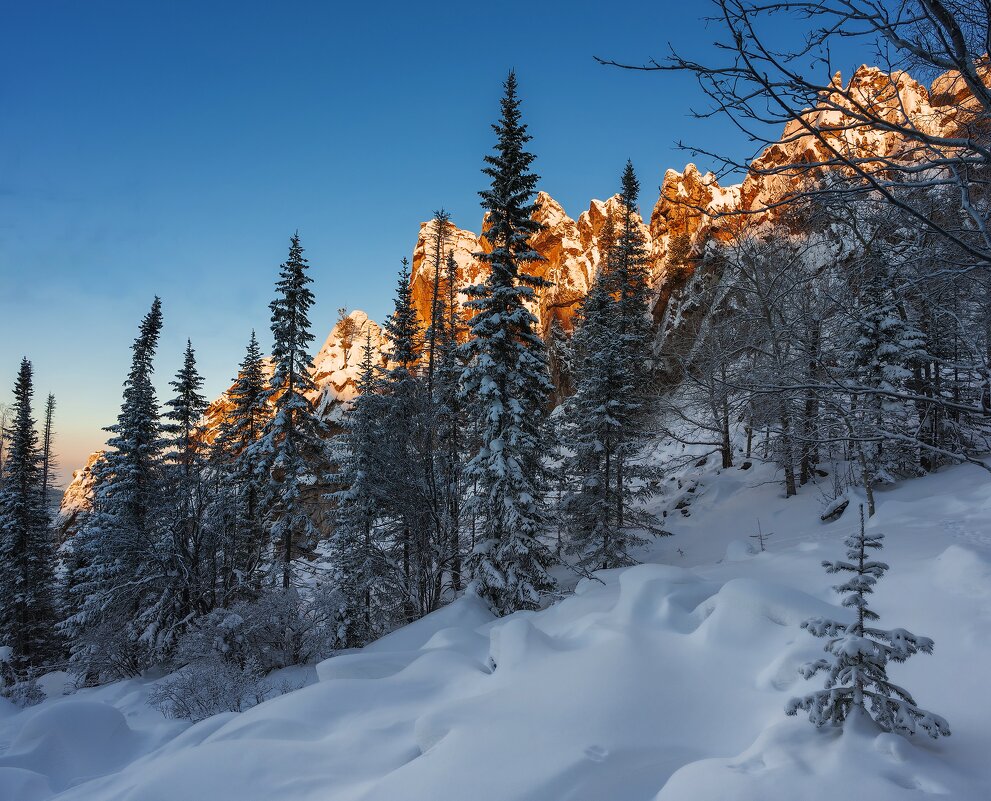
[599,0,991,272]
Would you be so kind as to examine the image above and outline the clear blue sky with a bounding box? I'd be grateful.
[0,1,873,484]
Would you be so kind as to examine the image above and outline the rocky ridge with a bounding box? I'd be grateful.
[59,64,966,525]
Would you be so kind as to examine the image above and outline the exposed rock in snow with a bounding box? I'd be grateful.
[311,310,388,424]
[409,191,653,336]
[55,451,104,542]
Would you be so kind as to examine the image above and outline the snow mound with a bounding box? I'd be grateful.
[693,578,837,640]
[658,711,967,800]
[725,539,758,561]
[934,544,991,599]
[0,701,143,792]
[0,767,52,801]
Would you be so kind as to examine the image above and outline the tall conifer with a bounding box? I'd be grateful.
[254,233,328,590]
[461,72,555,614]
[0,359,58,670]
[64,298,167,677]
[559,162,661,570]
[215,331,269,598]
[332,330,389,643]
[163,341,210,617]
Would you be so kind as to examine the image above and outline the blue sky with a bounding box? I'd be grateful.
[0,1,874,482]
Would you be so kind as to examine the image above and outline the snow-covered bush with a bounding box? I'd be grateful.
[151,585,345,721]
[148,659,270,721]
[4,679,45,708]
[786,507,950,738]
[0,646,45,707]
[175,585,346,675]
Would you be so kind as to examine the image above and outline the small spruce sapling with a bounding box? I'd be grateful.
[749,519,771,552]
[786,506,949,738]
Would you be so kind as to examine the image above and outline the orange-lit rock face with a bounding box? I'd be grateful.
[311,310,389,423]
[409,217,481,334]
[204,311,390,435]
[711,64,984,219]
[410,192,654,335]
[57,450,104,541]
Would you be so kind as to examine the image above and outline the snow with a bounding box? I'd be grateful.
[3,459,990,799]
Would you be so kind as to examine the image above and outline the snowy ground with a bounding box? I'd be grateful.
[2,456,990,800]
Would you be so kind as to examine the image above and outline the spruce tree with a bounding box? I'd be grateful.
[0,359,58,671]
[425,210,451,394]
[436,252,467,592]
[102,297,165,538]
[609,162,657,526]
[64,298,167,677]
[845,256,926,493]
[461,71,555,614]
[215,331,269,600]
[40,393,57,512]
[165,341,208,474]
[163,341,210,617]
[786,507,950,738]
[380,258,437,619]
[560,277,649,570]
[558,162,660,572]
[254,233,328,590]
[332,330,389,644]
[423,217,457,601]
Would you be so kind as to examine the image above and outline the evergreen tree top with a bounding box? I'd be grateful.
[478,71,545,282]
[3,358,40,481]
[125,297,164,389]
[244,329,261,362]
[620,159,639,211]
[385,258,421,371]
[165,340,208,424]
[232,331,265,394]
[269,232,317,396]
[217,330,269,459]
[270,233,315,340]
[105,296,163,442]
[138,297,163,353]
[164,340,208,475]
[356,329,379,396]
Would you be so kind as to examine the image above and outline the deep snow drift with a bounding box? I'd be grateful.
[2,458,990,800]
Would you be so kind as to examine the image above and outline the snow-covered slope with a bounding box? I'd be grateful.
[11,458,991,800]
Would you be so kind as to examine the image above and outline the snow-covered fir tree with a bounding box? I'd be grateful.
[414,216,473,605]
[844,254,926,491]
[786,507,950,738]
[0,358,58,671]
[162,340,210,617]
[331,330,390,645]
[213,331,270,601]
[380,258,442,620]
[461,71,556,614]
[609,162,657,450]
[560,275,628,570]
[434,251,468,592]
[422,217,465,597]
[64,298,169,677]
[559,163,660,571]
[253,233,329,590]
[560,278,655,570]
[40,393,57,512]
